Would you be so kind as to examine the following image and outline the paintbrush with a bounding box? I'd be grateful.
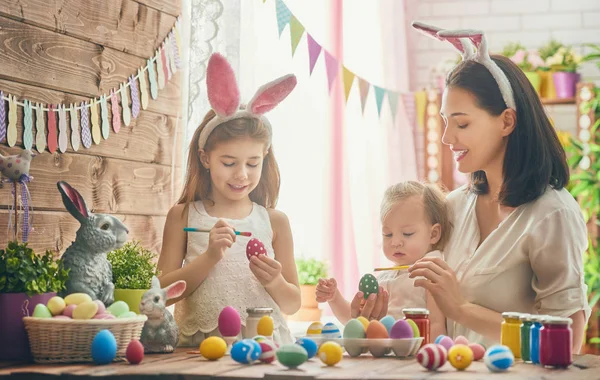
[183,227,252,237]
[373,265,410,272]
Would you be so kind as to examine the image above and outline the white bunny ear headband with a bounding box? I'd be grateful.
[412,21,516,110]
[198,53,298,149]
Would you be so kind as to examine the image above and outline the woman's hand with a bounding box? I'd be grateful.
[349,286,389,321]
[408,257,466,321]
[206,219,236,261]
[249,254,283,287]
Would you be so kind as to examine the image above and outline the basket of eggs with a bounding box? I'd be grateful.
[23,293,147,363]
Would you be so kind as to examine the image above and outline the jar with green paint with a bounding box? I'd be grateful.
[520,313,533,363]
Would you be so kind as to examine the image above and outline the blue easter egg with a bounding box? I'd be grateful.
[434,335,445,344]
[231,339,262,364]
[321,322,341,338]
[296,337,318,359]
[379,315,396,335]
[484,345,514,372]
[91,330,117,365]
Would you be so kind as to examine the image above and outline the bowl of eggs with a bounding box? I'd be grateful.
[302,318,423,358]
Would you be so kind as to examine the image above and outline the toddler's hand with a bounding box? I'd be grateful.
[206,219,236,261]
[249,254,283,287]
[315,278,338,303]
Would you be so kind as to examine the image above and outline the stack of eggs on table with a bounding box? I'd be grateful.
[31,293,138,320]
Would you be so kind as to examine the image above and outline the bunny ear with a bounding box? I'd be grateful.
[411,21,444,41]
[165,280,186,300]
[57,181,89,222]
[151,276,161,289]
[412,21,475,58]
[438,29,481,59]
[206,53,240,117]
[247,74,297,115]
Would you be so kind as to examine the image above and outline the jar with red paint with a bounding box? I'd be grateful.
[539,316,572,368]
[402,308,430,345]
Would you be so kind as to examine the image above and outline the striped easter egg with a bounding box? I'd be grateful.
[258,340,277,363]
[321,322,341,339]
[484,345,514,372]
[231,339,261,364]
[417,344,448,371]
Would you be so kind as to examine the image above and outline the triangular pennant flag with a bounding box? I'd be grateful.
[414,90,427,130]
[358,77,370,114]
[374,86,386,117]
[324,51,339,93]
[388,91,399,121]
[275,0,292,37]
[307,34,322,75]
[289,16,305,56]
[342,66,355,102]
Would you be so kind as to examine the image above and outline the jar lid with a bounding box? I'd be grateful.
[246,307,274,315]
[402,308,430,316]
[542,316,573,325]
[529,314,550,322]
[501,312,522,319]
[519,313,533,322]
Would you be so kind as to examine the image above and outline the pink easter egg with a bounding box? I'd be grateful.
[246,238,266,260]
[93,313,116,320]
[454,335,469,346]
[468,343,485,361]
[390,319,414,339]
[438,336,454,352]
[417,343,448,371]
[63,304,76,318]
[218,306,241,337]
[94,300,106,315]
[53,315,71,320]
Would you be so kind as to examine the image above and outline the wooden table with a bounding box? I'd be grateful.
[1,348,600,379]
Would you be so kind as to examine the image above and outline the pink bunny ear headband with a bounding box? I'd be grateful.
[412,21,516,110]
[199,53,298,149]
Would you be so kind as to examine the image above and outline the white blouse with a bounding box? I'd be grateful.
[444,185,590,347]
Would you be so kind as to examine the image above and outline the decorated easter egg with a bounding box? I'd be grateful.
[390,319,413,339]
[379,315,395,335]
[64,293,92,306]
[63,304,76,318]
[107,301,129,317]
[73,301,99,320]
[405,319,420,338]
[343,319,366,339]
[417,343,448,371]
[436,335,454,351]
[306,321,323,336]
[118,311,138,318]
[94,313,116,320]
[469,343,485,361]
[448,344,474,371]
[484,345,514,372]
[366,320,389,339]
[356,316,370,330]
[321,322,342,338]
[259,340,277,363]
[126,339,144,364]
[94,300,106,315]
[246,238,266,260]
[454,335,469,346]
[253,335,267,343]
[200,336,227,360]
[91,330,117,365]
[53,315,71,320]
[257,315,274,336]
[358,274,379,299]
[296,337,318,359]
[231,339,261,364]
[46,296,66,316]
[318,341,343,366]
[276,344,308,368]
[32,303,52,318]
[218,306,241,337]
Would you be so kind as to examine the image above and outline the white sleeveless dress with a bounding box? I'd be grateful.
[174,201,293,346]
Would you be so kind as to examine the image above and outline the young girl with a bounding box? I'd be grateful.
[156,53,300,346]
[316,181,451,340]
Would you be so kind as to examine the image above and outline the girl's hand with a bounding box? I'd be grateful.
[350,286,389,321]
[206,219,236,261]
[408,257,466,321]
[249,254,283,287]
[316,278,338,303]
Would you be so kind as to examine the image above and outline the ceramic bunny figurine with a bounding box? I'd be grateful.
[56,181,129,305]
[139,276,187,353]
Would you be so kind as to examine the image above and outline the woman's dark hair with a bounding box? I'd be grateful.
[446,55,569,207]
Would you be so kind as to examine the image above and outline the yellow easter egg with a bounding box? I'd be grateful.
[46,296,66,316]
[318,341,343,366]
[73,301,99,320]
[448,344,474,371]
[64,293,92,306]
[356,316,369,331]
[200,336,227,360]
[257,315,274,336]
[306,321,323,336]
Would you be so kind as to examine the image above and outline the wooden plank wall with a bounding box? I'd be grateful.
[0,0,183,255]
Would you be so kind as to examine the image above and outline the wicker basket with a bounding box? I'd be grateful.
[23,315,147,363]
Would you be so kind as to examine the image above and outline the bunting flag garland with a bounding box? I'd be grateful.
[0,17,182,153]
[358,77,370,114]
[324,51,338,94]
[307,34,321,76]
[275,0,292,37]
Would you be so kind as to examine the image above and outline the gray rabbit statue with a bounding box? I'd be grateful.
[139,276,187,353]
[56,181,129,305]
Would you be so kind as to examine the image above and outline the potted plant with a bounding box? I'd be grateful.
[0,241,69,360]
[288,258,327,321]
[509,48,545,94]
[538,39,564,100]
[546,46,583,99]
[108,241,160,314]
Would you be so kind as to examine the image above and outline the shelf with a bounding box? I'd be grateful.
[541,97,575,105]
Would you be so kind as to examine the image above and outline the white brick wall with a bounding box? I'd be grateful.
[407,0,600,91]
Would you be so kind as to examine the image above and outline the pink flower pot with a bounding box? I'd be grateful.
[553,72,580,99]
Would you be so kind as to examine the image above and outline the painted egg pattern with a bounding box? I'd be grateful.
[366,320,389,339]
[259,340,277,363]
[296,338,318,359]
[246,238,266,260]
[417,343,448,371]
[435,335,454,351]
[448,344,474,371]
[484,345,514,372]
[390,319,413,339]
[231,339,261,364]
[276,344,308,368]
[306,321,323,336]
[318,341,343,366]
[321,322,341,338]
[358,274,379,299]
[405,319,420,338]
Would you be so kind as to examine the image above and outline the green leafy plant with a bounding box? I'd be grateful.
[546,46,583,73]
[538,39,565,70]
[0,241,69,296]
[296,258,327,286]
[501,42,526,58]
[107,241,160,289]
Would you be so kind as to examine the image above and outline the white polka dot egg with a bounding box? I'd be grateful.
[246,238,266,260]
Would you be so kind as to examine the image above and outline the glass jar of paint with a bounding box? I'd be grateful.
[539,316,572,368]
[519,314,533,363]
[501,312,522,358]
[529,314,546,365]
[244,307,273,339]
[403,308,430,345]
